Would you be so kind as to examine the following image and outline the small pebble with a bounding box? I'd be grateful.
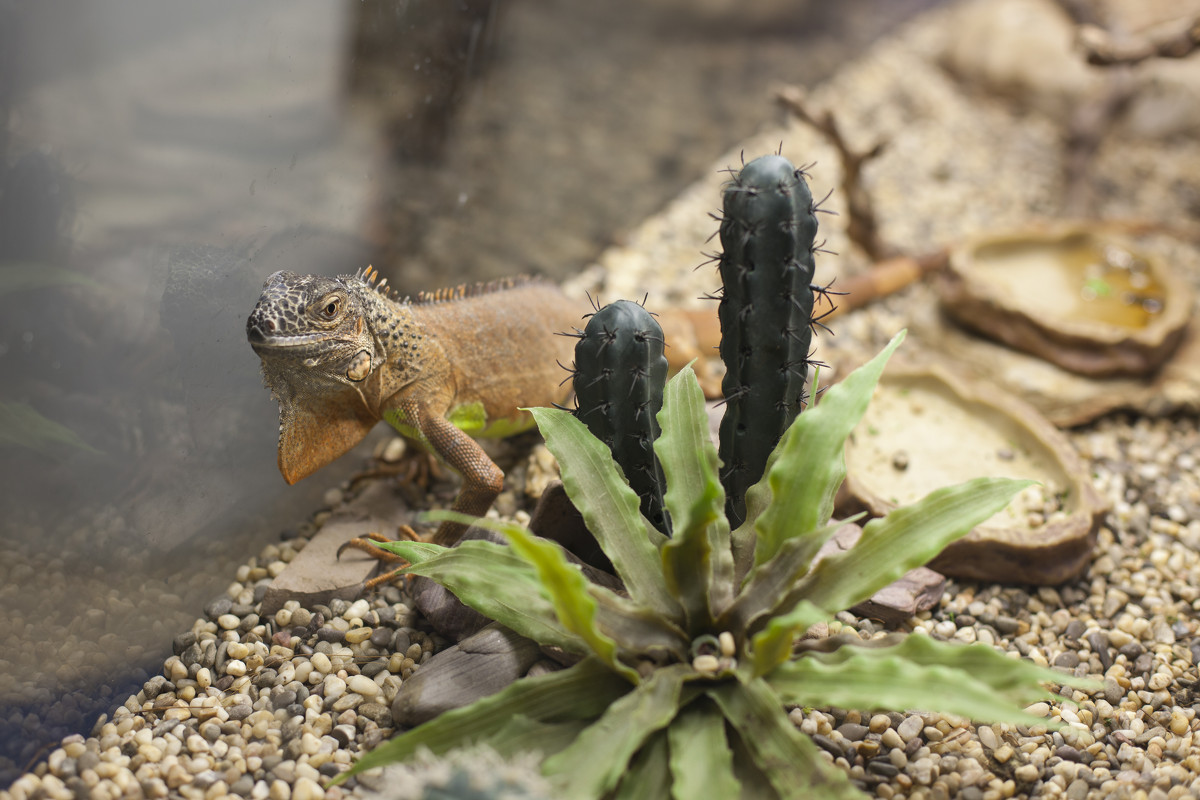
[345,627,373,644]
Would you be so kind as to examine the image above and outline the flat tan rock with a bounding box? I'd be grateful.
[259,481,413,617]
[940,224,1193,378]
[911,277,1200,427]
[840,364,1108,585]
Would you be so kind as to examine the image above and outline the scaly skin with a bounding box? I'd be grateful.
[246,267,579,548]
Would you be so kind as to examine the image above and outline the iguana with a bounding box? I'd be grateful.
[246,267,580,554]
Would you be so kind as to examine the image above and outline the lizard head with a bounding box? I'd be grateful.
[247,270,378,385]
[247,270,381,483]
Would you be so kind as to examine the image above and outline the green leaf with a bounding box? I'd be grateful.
[0,402,103,455]
[331,657,629,785]
[667,700,740,800]
[716,518,851,637]
[531,407,680,619]
[748,330,906,568]
[768,634,1095,726]
[413,512,687,665]
[614,729,673,800]
[747,600,828,678]
[808,632,1101,698]
[485,715,592,760]
[480,513,641,683]
[370,539,447,564]
[379,537,584,654]
[656,366,734,625]
[543,664,693,798]
[709,677,861,800]
[796,477,1032,615]
[592,588,689,664]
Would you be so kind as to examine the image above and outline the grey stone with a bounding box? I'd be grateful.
[391,622,543,727]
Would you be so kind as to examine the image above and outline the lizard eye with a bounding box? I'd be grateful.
[319,297,341,319]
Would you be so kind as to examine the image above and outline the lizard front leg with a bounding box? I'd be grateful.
[414,404,505,546]
[341,399,505,590]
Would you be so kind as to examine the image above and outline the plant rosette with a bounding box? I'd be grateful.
[331,330,1096,799]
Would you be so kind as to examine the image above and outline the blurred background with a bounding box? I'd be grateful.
[0,0,942,783]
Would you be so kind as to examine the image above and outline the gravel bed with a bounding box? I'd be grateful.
[3,513,436,800]
[6,413,1199,800]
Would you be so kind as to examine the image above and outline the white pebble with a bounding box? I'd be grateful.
[1015,764,1040,782]
[347,675,380,697]
[381,437,407,462]
[897,715,924,742]
[300,732,321,756]
[324,675,347,700]
[344,627,373,644]
[225,660,247,677]
[344,599,371,621]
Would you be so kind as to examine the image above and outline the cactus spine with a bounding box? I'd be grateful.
[571,300,670,534]
[717,154,819,527]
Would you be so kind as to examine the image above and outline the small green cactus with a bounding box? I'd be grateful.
[717,154,821,527]
[569,300,670,534]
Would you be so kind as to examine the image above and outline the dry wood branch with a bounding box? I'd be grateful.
[776,85,891,261]
[1078,19,1200,66]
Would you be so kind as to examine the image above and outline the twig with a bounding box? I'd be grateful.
[776,85,892,261]
[1077,18,1200,66]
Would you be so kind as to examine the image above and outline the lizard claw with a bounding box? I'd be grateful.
[338,526,422,590]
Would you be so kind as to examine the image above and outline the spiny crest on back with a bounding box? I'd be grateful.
[414,276,540,305]
[350,265,397,300]
[345,267,542,306]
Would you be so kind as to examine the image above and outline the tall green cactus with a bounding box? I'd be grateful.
[570,300,670,534]
[717,154,820,527]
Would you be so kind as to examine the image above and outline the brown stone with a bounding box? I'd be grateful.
[813,523,947,624]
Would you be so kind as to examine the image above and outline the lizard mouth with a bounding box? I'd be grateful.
[247,328,334,353]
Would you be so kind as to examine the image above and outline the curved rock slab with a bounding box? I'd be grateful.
[840,365,1108,585]
[939,224,1193,377]
[391,622,543,728]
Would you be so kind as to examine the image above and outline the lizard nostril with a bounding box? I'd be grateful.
[266,320,276,331]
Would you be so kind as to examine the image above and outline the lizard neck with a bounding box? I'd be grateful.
[356,286,443,415]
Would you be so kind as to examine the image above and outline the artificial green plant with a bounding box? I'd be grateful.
[332,330,1091,799]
